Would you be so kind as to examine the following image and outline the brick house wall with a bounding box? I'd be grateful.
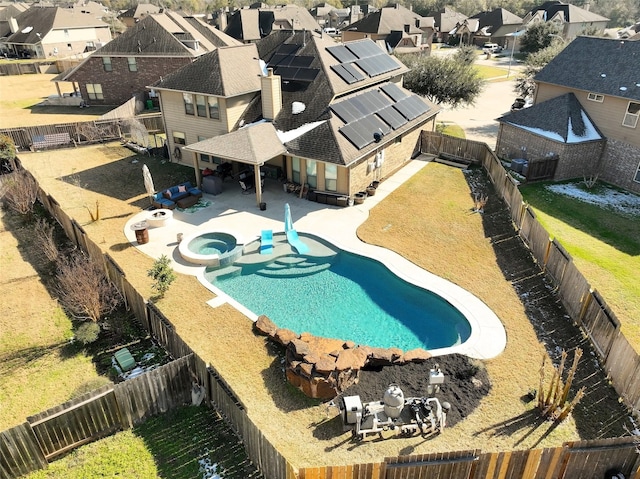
[598,139,640,194]
[496,123,605,180]
[72,56,193,106]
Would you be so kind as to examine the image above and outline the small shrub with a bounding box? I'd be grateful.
[147,254,176,298]
[75,321,101,344]
[33,217,59,263]
[1,169,38,216]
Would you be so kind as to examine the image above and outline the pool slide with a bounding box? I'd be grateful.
[284,203,309,254]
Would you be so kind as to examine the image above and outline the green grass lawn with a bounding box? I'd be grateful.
[24,406,262,479]
[474,64,509,80]
[520,180,640,349]
[436,122,465,138]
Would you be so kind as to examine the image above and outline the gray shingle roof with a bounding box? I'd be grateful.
[346,4,433,35]
[525,1,608,23]
[470,8,522,30]
[97,11,239,57]
[498,92,604,143]
[534,36,640,101]
[151,44,262,97]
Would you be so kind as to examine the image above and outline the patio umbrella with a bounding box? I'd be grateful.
[142,164,155,204]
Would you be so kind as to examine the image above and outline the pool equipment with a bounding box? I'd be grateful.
[338,368,450,440]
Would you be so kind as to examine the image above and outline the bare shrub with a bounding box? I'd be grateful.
[474,194,489,213]
[33,217,59,262]
[1,169,38,215]
[55,252,122,323]
[537,348,585,422]
[583,172,599,189]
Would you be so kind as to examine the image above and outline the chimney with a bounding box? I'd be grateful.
[9,17,19,34]
[261,68,282,121]
[583,1,590,11]
[218,8,227,31]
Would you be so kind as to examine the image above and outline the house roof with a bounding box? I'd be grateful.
[184,121,287,164]
[151,43,263,97]
[534,36,640,101]
[117,3,160,20]
[433,7,466,32]
[498,92,604,143]
[0,3,28,22]
[346,4,434,35]
[224,4,318,42]
[1,6,108,45]
[471,8,522,30]
[95,11,240,57]
[524,1,609,24]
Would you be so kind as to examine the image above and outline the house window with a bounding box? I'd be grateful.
[208,97,219,119]
[200,153,211,162]
[306,160,317,188]
[292,157,301,184]
[173,131,186,145]
[127,57,137,72]
[196,95,207,117]
[183,93,194,115]
[587,92,603,102]
[325,164,337,192]
[622,101,640,128]
[102,57,112,72]
[86,84,103,100]
[634,161,640,184]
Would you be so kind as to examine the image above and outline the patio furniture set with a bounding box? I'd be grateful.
[151,182,202,210]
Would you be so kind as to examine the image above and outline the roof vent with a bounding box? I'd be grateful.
[600,73,606,78]
[21,26,33,34]
[292,101,305,114]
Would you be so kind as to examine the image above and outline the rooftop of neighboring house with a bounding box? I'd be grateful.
[0,2,28,22]
[117,3,160,20]
[0,6,109,44]
[344,4,434,35]
[471,8,522,29]
[523,1,609,24]
[534,36,640,101]
[93,11,241,57]
[158,31,440,167]
[224,4,319,42]
[432,6,467,33]
[498,92,604,144]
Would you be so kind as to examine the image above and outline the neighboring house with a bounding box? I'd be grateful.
[522,1,609,40]
[432,6,466,44]
[309,2,333,29]
[60,11,241,106]
[0,5,111,58]
[468,8,523,48]
[496,37,640,194]
[152,31,440,205]
[341,4,434,54]
[450,18,479,46]
[117,3,160,29]
[223,4,319,43]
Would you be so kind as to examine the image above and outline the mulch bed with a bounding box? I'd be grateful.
[342,354,490,428]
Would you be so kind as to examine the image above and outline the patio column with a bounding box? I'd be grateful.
[254,165,263,207]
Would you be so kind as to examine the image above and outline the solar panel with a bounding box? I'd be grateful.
[381,83,407,102]
[346,40,382,59]
[290,56,314,68]
[331,101,363,123]
[377,54,401,73]
[331,64,364,84]
[269,53,290,66]
[277,44,300,55]
[342,63,365,82]
[363,90,393,110]
[354,57,378,77]
[274,66,298,80]
[327,45,358,63]
[360,113,392,136]
[377,105,408,129]
[293,68,319,82]
[339,121,372,149]
[393,96,430,120]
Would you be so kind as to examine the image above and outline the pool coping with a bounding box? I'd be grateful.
[124,160,506,360]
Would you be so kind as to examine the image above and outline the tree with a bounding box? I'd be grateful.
[55,252,122,323]
[400,54,484,107]
[147,255,176,298]
[520,22,561,54]
[453,44,477,66]
[514,41,567,98]
[0,134,17,173]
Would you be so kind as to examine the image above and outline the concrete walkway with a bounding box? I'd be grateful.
[125,160,506,360]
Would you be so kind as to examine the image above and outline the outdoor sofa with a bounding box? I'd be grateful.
[152,182,202,210]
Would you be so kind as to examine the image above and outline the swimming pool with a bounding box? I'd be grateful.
[205,234,471,351]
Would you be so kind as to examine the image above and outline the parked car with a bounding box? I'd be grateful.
[482,43,502,54]
[323,27,338,35]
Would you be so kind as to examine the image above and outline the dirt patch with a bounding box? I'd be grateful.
[343,354,490,428]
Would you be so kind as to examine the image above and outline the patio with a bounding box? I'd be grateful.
[124,160,506,360]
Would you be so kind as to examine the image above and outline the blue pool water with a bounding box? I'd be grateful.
[205,237,471,351]
[188,232,237,255]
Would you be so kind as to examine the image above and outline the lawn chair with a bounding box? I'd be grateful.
[260,229,273,255]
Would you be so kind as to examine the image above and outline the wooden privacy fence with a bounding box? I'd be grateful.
[6,158,639,479]
[0,355,194,478]
[0,114,163,152]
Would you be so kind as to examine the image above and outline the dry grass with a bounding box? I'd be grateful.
[17,146,600,468]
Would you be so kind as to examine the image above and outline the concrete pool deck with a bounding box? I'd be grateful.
[124,159,506,360]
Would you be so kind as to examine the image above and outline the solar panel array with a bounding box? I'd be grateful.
[331,84,430,149]
[267,44,319,83]
[327,41,401,85]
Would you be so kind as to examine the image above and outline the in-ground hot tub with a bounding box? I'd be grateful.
[179,231,242,267]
